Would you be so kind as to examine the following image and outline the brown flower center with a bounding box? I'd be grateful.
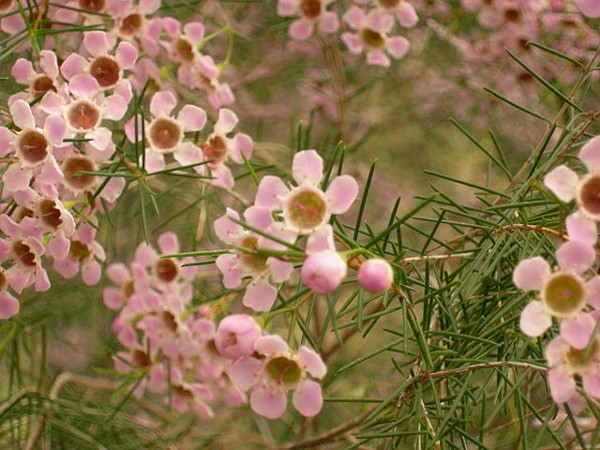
[14,241,36,267]
[579,175,600,218]
[300,0,321,19]
[543,273,586,317]
[67,100,101,131]
[120,14,143,37]
[266,356,302,385]
[238,235,268,273]
[89,56,120,89]
[18,130,48,165]
[148,118,182,152]
[70,240,91,261]
[32,75,56,96]
[38,199,62,229]
[377,0,401,8]
[285,188,327,232]
[78,0,105,12]
[176,39,195,63]
[360,29,385,49]
[202,135,228,165]
[63,156,97,191]
[155,258,179,283]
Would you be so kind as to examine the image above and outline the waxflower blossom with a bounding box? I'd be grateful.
[227,334,326,419]
[11,50,62,102]
[214,206,294,311]
[358,258,394,293]
[107,0,162,57]
[255,150,359,237]
[356,0,418,27]
[301,225,347,294]
[214,314,262,360]
[513,240,598,349]
[277,0,340,40]
[341,6,410,67]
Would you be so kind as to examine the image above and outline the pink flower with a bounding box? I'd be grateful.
[358,258,394,293]
[301,225,347,294]
[545,335,600,404]
[214,207,293,311]
[255,150,359,237]
[228,334,326,419]
[214,314,262,360]
[199,108,253,189]
[371,0,418,27]
[277,0,339,40]
[513,240,598,348]
[125,91,206,173]
[341,6,410,67]
[107,0,162,56]
[11,50,61,101]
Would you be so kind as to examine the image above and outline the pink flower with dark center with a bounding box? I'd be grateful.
[107,0,162,56]
[182,54,235,109]
[301,225,347,294]
[545,136,600,224]
[61,31,138,100]
[358,258,394,293]
[228,334,326,419]
[255,150,359,237]
[0,100,66,194]
[0,216,50,293]
[341,6,410,67]
[214,314,262,360]
[53,222,105,286]
[113,343,166,398]
[356,0,418,27]
[167,368,215,419]
[545,335,600,404]
[125,91,206,173]
[161,18,208,87]
[103,262,137,311]
[11,50,61,101]
[277,0,339,40]
[199,108,253,189]
[215,207,294,311]
[513,240,598,348]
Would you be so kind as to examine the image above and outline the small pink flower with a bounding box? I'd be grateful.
[301,225,347,294]
[11,50,61,101]
[255,150,359,237]
[277,0,340,40]
[107,0,162,56]
[199,108,253,189]
[228,334,326,419]
[214,314,262,360]
[167,368,215,419]
[513,240,598,348]
[341,6,410,67]
[372,0,418,27]
[358,258,394,293]
[125,91,206,173]
[214,207,293,311]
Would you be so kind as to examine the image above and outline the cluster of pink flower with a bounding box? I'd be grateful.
[513,135,600,411]
[277,0,418,67]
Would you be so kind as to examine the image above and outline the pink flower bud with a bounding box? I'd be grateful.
[215,314,261,360]
[358,259,393,293]
[301,250,347,294]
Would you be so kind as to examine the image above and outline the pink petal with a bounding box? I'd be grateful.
[0,292,19,319]
[3,165,32,192]
[177,105,206,132]
[255,335,288,356]
[277,0,295,16]
[106,263,130,284]
[513,257,550,291]
[157,232,179,254]
[387,36,410,59]
[396,2,418,27]
[545,336,568,367]
[544,165,578,202]
[10,100,35,130]
[43,115,66,145]
[548,366,577,404]
[344,6,366,29]
[83,31,110,55]
[214,108,238,135]
[214,209,242,243]
[230,133,253,164]
[82,260,101,286]
[255,176,288,209]
[104,95,128,121]
[11,59,34,84]
[366,51,391,67]
[60,54,87,80]
[341,32,363,54]
[306,225,335,254]
[319,11,339,33]
[250,386,287,419]
[184,22,205,45]
[293,380,323,417]
[579,136,600,172]
[583,374,600,398]
[267,258,294,283]
[210,165,235,189]
[35,268,51,292]
[292,150,323,186]
[89,127,112,150]
[326,175,359,214]
[587,276,600,309]
[556,240,595,273]
[139,0,160,14]
[289,19,314,40]
[46,234,70,260]
[116,41,138,69]
[143,150,165,173]
[560,313,596,349]
[216,253,242,288]
[0,127,14,157]
[575,0,600,17]
[69,74,100,99]
[103,287,125,310]
[174,141,202,167]
[39,50,59,78]
[244,206,272,230]
[150,91,177,117]
[367,10,394,32]
[243,278,278,312]
[566,212,597,245]
[519,301,552,337]
[298,346,327,378]
[227,356,262,391]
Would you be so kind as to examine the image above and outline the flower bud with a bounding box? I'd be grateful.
[358,259,393,293]
[215,314,261,359]
[301,250,347,294]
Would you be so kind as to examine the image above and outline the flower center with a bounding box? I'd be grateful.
[176,39,195,63]
[285,188,327,232]
[63,156,97,191]
[161,310,178,332]
[32,75,56,95]
[38,199,62,229]
[172,384,193,399]
[0,270,6,292]
[578,174,600,219]
[67,100,101,131]
[89,56,120,89]
[202,135,228,165]
[266,356,302,385]
[566,340,598,373]
[155,258,179,283]
[13,241,36,267]
[0,0,13,13]
[148,118,182,152]
[504,8,520,22]
[377,0,401,8]
[360,29,385,49]
[542,272,586,317]
[17,130,48,165]
[124,280,135,297]
[238,235,268,273]
[78,0,105,12]
[132,348,151,368]
[120,14,143,37]
[300,0,321,19]
[70,240,91,261]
